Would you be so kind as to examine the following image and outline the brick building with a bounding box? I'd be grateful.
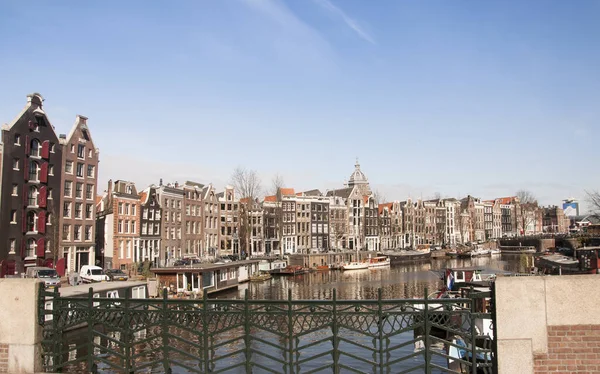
[58,115,99,273]
[0,93,63,276]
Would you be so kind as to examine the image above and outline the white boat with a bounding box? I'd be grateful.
[367,256,390,268]
[341,261,369,270]
[490,248,501,255]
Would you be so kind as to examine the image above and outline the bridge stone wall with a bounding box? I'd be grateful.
[0,279,43,373]
[496,275,600,374]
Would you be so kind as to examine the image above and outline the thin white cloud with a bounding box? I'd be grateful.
[312,0,376,44]
[240,0,335,67]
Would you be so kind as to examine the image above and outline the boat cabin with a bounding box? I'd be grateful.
[152,260,260,295]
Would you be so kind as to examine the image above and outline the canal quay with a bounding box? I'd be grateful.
[45,255,533,374]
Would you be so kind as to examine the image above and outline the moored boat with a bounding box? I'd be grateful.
[249,273,273,282]
[271,265,309,276]
[500,245,536,254]
[386,248,431,264]
[367,256,390,268]
[341,261,369,270]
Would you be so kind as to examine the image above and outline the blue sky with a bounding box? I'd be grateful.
[1,0,598,210]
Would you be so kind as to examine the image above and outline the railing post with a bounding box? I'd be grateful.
[470,286,477,374]
[161,288,171,373]
[332,289,339,374]
[123,289,133,373]
[287,289,294,374]
[423,287,431,374]
[52,286,62,373]
[491,282,498,374]
[377,288,384,374]
[87,287,97,373]
[202,289,210,373]
[244,288,252,373]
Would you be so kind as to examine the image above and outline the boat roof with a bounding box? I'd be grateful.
[60,281,147,297]
[153,259,261,273]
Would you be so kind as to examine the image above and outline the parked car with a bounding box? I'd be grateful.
[79,265,109,283]
[26,267,61,288]
[105,269,129,281]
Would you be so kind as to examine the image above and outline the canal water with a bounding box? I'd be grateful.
[59,255,532,373]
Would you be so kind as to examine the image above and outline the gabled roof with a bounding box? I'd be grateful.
[280,188,295,196]
[496,197,517,205]
[301,189,322,196]
[95,195,103,206]
[378,202,393,215]
[264,195,276,203]
[184,181,205,189]
[325,187,353,199]
[139,192,148,204]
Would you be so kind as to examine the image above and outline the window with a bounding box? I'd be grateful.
[88,149,93,158]
[220,271,227,281]
[77,144,85,159]
[14,134,21,145]
[75,183,83,198]
[28,186,38,206]
[85,204,93,219]
[63,225,70,241]
[26,211,37,232]
[46,213,52,225]
[50,142,55,153]
[12,184,18,196]
[70,144,75,153]
[118,203,123,214]
[64,181,72,197]
[74,225,82,240]
[85,226,92,241]
[48,164,54,176]
[63,202,71,218]
[130,221,135,234]
[10,210,17,224]
[29,139,41,157]
[9,239,16,254]
[13,158,19,170]
[86,184,93,199]
[125,204,130,215]
[65,161,73,174]
[76,163,84,177]
[87,165,95,178]
[131,205,136,216]
[125,220,129,233]
[26,239,36,257]
[75,203,82,219]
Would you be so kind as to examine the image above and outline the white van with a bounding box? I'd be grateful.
[79,265,109,283]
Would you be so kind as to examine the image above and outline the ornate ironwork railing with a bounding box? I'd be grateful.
[38,284,496,373]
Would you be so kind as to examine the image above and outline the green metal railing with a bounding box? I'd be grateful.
[38,284,496,373]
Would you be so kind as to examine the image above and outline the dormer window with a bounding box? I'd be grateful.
[126,185,132,194]
[30,139,41,157]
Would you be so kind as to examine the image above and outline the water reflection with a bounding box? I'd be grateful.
[219,255,531,301]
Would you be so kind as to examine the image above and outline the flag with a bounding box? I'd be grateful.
[446,269,455,290]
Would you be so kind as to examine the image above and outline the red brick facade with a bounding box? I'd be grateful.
[535,325,600,373]
[0,343,7,373]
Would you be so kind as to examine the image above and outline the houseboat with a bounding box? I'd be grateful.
[152,260,260,296]
[258,259,287,273]
[367,256,390,268]
[385,247,431,264]
[499,245,536,254]
[270,265,309,275]
[42,281,149,329]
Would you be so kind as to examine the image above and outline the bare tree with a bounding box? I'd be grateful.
[433,192,442,200]
[516,190,537,204]
[271,173,285,196]
[515,190,539,235]
[373,189,386,204]
[586,190,600,215]
[231,167,262,257]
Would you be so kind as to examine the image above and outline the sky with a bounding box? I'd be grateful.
[1,0,599,211]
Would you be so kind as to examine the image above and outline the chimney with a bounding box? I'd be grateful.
[59,134,67,139]
[77,115,88,124]
[159,178,163,187]
[175,181,179,188]
[108,179,113,192]
[27,92,44,108]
